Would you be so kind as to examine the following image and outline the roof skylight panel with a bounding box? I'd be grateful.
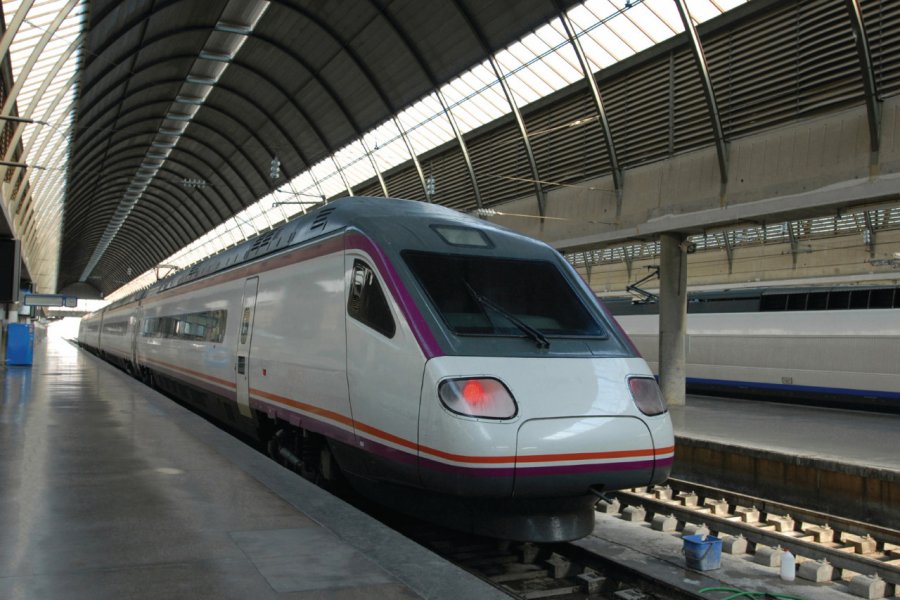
[363,120,407,169]
[452,88,508,133]
[370,135,409,171]
[574,31,618,69]
[400,106,454,150]
[639,0,686,33]
[396,93,443,129]
[496,40,569,101]
[683,0,723,23]
[245,203,271,232]
[619,3,677,42]
[443,64,507,115]
[334,139,377,190]
[287,170,323,204]
[310,159,347,198]
[525,26,584,84]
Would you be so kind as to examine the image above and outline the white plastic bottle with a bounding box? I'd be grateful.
[780,550,795,581]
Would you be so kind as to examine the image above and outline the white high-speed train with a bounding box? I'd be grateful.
[605,286,900,413]
[79,197,674,542]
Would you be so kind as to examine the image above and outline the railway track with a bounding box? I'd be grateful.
[375,477,900,599]
[408,526,701,600]
[610,479,900,597]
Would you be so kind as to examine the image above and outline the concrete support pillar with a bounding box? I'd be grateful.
[659,233,688,406]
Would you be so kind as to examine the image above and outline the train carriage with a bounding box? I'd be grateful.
[80,197,673,541]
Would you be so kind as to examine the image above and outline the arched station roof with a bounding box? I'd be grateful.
[59,0,587,297]
[2,0,895,300]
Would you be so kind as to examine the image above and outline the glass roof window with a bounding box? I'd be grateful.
[4,0,87,293]
[106,0,748,301]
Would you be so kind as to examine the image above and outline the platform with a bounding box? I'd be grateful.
[0,330,508,599]
[671,396,900,529]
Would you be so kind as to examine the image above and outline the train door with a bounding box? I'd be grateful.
[344,254,425,485]
[236,277,259,418]
[130,306,141,367]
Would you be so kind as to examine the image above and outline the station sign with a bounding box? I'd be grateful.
[23,294,77,308]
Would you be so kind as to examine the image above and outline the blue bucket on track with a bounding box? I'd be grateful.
[682,534,722,571]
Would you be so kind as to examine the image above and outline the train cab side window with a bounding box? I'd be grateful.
[348,260,396,338]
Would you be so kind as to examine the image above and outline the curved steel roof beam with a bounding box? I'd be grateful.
[74,43,352,201]
[76,42,321,180]
[0,36,80,186]
[93,186,197,247]
[87,0,184,53]
[103,205,183,261]
[221,38,365,193]
[674,0,728,187]
[96,119,258,208]
[73,12,160,197]
[66,159,219,235]
[94,226,178,284]
[0,0,37,66]
[263,2,411,195]
[80,0,232,122]
[0,0,79,121]
[366,0,478,203]
[70,65,308,192]
[70,109,263,221]
[7,72,79,210]
[60,191,185,263]
[66,156,225,235]
[12,98,78,212]
[67,171,206,242]
[555,5,622,209]
[844,0,880,155]
[448,0,546,215]
[73,49,224,153]
[122,150,235,226]
[71,113,260,214]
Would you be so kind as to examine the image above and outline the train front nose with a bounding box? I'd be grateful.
[418,356,674,497]
[514,416,662,497]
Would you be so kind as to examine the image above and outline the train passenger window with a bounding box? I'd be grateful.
[142,311,227,343]
[760,294,788,311]
[870,288,895,309]
[849,290,870,309]
[348,260,396,338]
[827,290,849,310]
[786,293,807,311]
[806,292,827,310]
[240,308,251,344]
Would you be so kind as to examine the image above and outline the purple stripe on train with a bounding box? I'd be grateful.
[250,399,357,447]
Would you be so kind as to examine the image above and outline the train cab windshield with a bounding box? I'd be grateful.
[403,251,606,341]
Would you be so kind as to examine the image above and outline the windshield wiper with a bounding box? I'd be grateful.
[463,281,550,349]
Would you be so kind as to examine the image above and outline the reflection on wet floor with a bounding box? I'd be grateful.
[0,321,481,599]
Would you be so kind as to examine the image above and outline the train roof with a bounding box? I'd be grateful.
[605,283,900,315]
[100,197,544,311]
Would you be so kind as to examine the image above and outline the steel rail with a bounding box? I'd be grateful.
[613,484,900,587]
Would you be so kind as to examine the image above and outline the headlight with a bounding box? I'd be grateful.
[628,377,668,416]
[438,378,517,419]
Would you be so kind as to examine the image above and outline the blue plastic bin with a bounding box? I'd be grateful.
[682,534,722,571]
[6,323,34,366]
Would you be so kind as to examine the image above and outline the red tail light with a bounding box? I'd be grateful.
[628,377,668,416]
[439,378,517,419]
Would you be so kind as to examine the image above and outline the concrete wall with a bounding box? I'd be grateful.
[485,96,900,250]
